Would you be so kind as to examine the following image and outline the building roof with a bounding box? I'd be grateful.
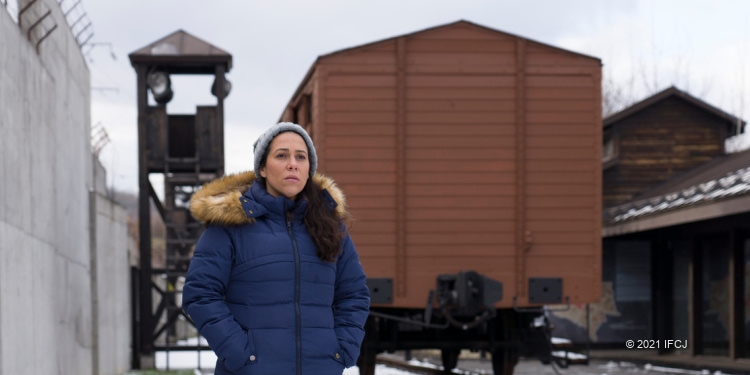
[603,147,750,236]
[128,30,232,73]
[317,19,602,62]
[282,20,602,118]
[603,86,744,131]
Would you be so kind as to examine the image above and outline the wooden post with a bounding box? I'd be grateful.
[688,237,703,356]
[652,237,673,354]
[214,64,226,176]
[729,229,745,359]
[136,64,155,365]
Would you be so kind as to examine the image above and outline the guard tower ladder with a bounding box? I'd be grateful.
[153,154,213,355]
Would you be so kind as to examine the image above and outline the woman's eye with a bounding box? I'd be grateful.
[296,155,306,160]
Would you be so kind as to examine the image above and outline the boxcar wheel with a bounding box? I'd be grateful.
[441,348,460,371]
[357,346,377,375]
[491,347,518,375]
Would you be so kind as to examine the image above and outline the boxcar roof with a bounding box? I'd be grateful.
[603,86,743,131]
[282,19,601,116]
[316,19,601,62]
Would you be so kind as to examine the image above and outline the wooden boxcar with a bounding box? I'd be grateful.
[279,20,602,375]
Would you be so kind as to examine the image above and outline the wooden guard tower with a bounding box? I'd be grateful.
[129,30,232,368]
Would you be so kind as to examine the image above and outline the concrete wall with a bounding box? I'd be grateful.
[0,1,131,374]
[92,160,132,375]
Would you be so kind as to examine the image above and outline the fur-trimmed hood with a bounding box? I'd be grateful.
[189,170,347,225]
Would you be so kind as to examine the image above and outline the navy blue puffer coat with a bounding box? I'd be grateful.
[182,171,370,375]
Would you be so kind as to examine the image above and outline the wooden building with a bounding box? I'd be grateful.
[551,87,750,363]
[602,148,750,359]
[603,86,741,208]
[280,20,603,311]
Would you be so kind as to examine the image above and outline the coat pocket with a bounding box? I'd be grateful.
[309,327,347,368]
[224,329,258,372]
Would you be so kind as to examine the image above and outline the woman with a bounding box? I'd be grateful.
[183,122,370,375]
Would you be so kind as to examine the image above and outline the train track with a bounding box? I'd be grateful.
[376,353,487,375]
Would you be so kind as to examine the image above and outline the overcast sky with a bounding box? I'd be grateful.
[81,0,750,193]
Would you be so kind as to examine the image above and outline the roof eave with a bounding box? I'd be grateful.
[128,55,232,71]
[603,193,750,237]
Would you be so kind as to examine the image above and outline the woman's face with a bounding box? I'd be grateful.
[260,132,310,200]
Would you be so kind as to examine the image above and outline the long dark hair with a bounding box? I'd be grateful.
[302,181,346,262]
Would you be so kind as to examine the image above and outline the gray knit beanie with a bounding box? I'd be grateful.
[253,122,317,179]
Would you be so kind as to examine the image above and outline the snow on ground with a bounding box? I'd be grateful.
[155,350,413,375]
[154,344,737,375]
[155,350,217,370]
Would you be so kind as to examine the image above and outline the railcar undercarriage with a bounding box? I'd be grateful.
[358,271,585,375]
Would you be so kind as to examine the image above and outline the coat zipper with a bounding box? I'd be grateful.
[286,211,302,375]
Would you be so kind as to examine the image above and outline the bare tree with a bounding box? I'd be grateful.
[602,66,637,118]
[601,45,713,119]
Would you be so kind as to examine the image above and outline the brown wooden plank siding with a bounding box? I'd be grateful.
[281,21,601,308]
[603,96,731,208]
[526,53,601,304]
